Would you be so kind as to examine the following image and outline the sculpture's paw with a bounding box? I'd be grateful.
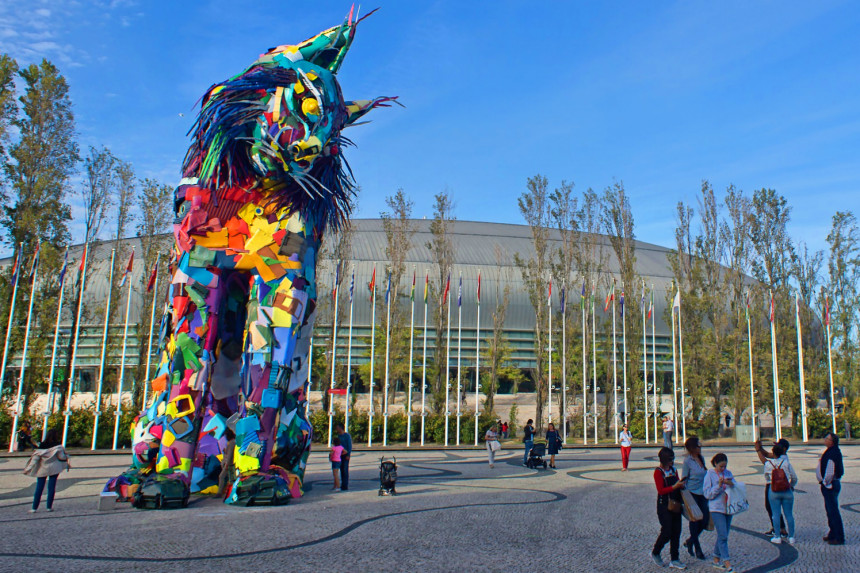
[131,475,190,510]
[224,467,298,507]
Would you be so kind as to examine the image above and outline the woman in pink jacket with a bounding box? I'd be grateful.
[23,430,70,513]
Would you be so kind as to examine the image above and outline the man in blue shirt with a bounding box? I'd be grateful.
[335,423,352,491]
[523,419,535,466]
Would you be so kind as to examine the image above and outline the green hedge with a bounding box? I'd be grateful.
[1,403,135,449]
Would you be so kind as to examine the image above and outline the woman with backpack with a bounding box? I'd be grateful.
[764,442,797,544]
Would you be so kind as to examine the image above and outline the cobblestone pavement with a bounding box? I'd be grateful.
[0,444,856,572]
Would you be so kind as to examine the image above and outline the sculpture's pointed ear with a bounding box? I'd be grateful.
[344,96,402,127]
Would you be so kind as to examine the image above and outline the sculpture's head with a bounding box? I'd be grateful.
[182,7,398,228]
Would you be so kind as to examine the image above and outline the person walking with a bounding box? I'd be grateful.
[329,436,345,491]
[546,423,561,469]
[651,447,687,570]
[17,420,36,451]
[755,437,790,537]
[335,423,352,491]
[619,424,633,471]
[663,415,674,449]
[23,430,70,513]
[704,453,736,572]
[764,442,798,544]
[681,437,709,560]
[501,422,508,439]
[817,432,844,545]
[485,424,500,468]
[522,419,535,466]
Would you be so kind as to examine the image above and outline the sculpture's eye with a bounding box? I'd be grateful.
[301,98,320,117]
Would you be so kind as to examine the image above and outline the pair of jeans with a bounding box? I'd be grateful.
[821,481,844,542]
[523,440,533,465]
[712,512,733,561]
[32,474,58,510]
[688,492,710,550]
[654,502,682,560]
[767,488,795,538]
[486,444,495,465]
[340,455,350,490]
[663,431,673,449]
[764,483,786,532]
[620,446,631,469]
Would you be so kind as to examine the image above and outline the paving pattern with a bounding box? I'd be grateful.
[0,444,856,572]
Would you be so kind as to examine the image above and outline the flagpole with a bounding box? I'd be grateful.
[612,280,618,444]
[445,273,451,447]
[305,336,313,417]
[825,294,836,433]
[91,248,116,450]
[112,248,135,450]
[0,243,23,402]
[652,285,658,442]
[561,283,567,442]
[671,284,678,444]
[621,285,628,427]
[367,264,377,446]
[9,243,40,452]
[406,268,415,447]
[420,271,428,446]
[327,265,340,448]
[474,271,481,446]
[795,291,808,442]
[548,279,553,425]
[642,283,649,444]
[677,289,687,443]
[591,284,598,444]
[769,289,781,440]
[42,249,68,442]
[62,244,90,447]
[456,272,462,445]
[345,267,355,433]
[382,273,392,447]
[581,282,587,445]
[746,293,756,441]
[142,257,161,410]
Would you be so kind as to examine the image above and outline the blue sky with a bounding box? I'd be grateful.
[1,0,858,256]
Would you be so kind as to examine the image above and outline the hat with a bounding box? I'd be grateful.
[774,438,790,451]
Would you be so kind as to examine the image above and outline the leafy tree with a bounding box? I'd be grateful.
[427,190,455,413]
[826,211,859,398]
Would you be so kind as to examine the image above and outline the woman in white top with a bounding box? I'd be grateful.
[485,425,500,468]
[703,453,736,572]
[619,424,633,471]
[764,442,798,544]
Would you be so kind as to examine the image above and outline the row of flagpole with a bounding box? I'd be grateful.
[0,242,164,451]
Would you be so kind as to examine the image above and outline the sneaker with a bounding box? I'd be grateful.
[46,508,53,512]
[788,537,796,545]
[712,561,726,570]
[764,528,774,536]
[650,552,665,567]
[28,509,36,513]
[489,464,494,468]
[669,561,687,570]
[770,537,781,544]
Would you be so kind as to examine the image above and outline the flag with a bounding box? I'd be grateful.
[547,280,552,308]
[580,282,587,310]
[385,271,391,304]
[824,294,831,326]
[560,285,565,313]
[119,250,134,288]
[477,272,481,304]
[423,271,429,303]
[410,270,415,302]
[457,275,462,307]
[146,259,158,292]
[331,261,341,302]
[57,249,69,288]
[9,250,21,287]
[78,244,88,273]
[647,289,654,319]
[349,270,354,303]
[672,290,681,311]
[768,292,775,323]
[368,266,376,300]
[603,282,615,312]
[443,272,451,304]
[28,242,40,282]
[619,290,625,317]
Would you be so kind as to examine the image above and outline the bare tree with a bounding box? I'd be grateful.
[80,146,115,244]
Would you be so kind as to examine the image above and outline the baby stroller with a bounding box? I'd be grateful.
[526,440,548,469]
[379,457,398,496]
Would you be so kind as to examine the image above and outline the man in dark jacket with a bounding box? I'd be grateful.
[335,423,352,491]
[817,432,844,545]
[522,419,535,466]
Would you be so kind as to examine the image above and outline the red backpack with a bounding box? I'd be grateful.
[770,460,790,492]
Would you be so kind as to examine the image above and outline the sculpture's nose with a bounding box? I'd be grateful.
[288,137,322,162]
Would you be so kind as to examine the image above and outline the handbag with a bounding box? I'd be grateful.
[668,498,683,513]
[680,489,703,521]
[489,440,501,452]
[725,480,749,515]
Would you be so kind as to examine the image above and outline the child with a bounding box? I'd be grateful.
[330,436,344,491]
